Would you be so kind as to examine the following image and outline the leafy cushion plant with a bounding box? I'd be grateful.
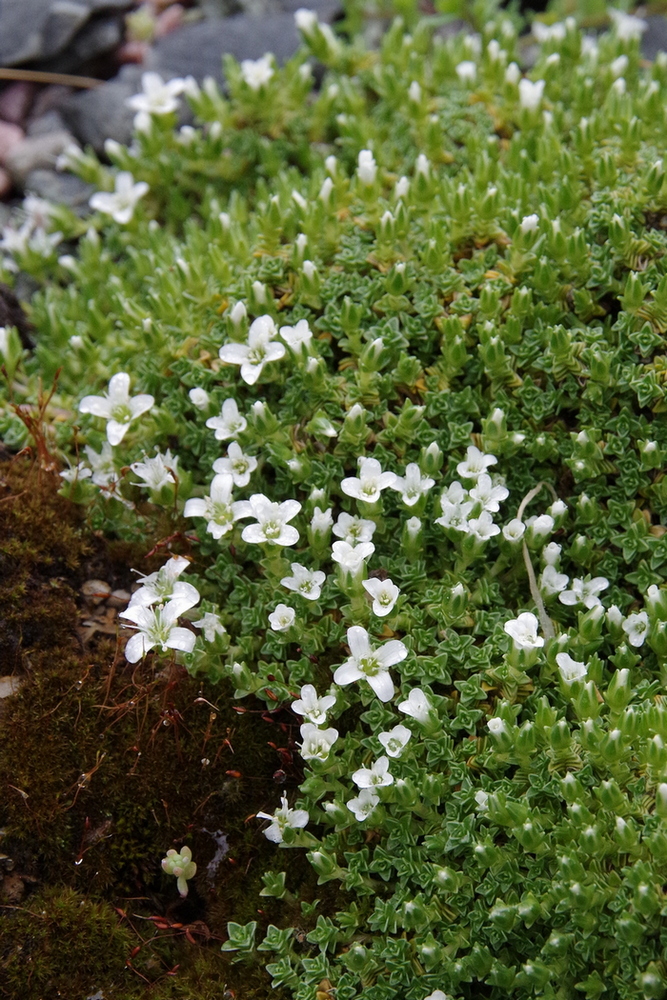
[3,4,667,999]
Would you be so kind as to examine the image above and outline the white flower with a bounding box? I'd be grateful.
[192,611,226,642]
[609,8,647,40]
[504,612,544,650]
[59,461,91,483]
[502,518,526,542]
[119,598,196,662]
[311,506,333,536]
[281,563,326,600]
[295,7,318,33]
[397,688,431,723]
[607,604,624,627]
[415,153,430,179]
[436,496,473,533]
[487,717,506,736]
[79,372,154,446]
[184,472,247,540]
[456,446,497,481]
[378,724,411,758]
[241,54,274,90]
[319,176,334,202]
[622,611,649,648]
[331,540,375,574]
[470,474,509,512]
[130,449,178,490]
[611,54,629,78]
[543,542,561,565]
[352,755,393,788]
[189,387,210,409]
[333,626,407,702]
[559,576,609,609]
[362,577,400,617]
[505,62,521,84]
[540,564,569,597]
[391,463,435,506]
[130,555,200,610]
[520,213,539,233]
[405,516,422,540]
[532,20,566,42]
[84,442,119,488]
[474,790,489,812]
[89,172,149,225]
[408,80,421,102]
[292,684,336,726]
[456,60,477,83]
[237,493,301,547]
[299,723,339,761]
[126,72,185,129]
[268,603,296,631]
[526,514,554,542]
[280,319,313,351]
[468,510,500,542]
[519,78,545,111]
[205,398,247,440]
[357,149,377,186]
[212,441,257,487]
[341,456,397,504]
[333,512,376,545]
[256,793,309,843]
[395,176,410,199]
[556,652,587,684]
[219,315,284,385]
[346,788,379,821]
[424,991,451,1000]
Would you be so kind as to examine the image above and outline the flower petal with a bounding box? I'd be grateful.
[367,671,395,702]
[333,660,363,686]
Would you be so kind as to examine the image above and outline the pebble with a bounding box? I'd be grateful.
[0,121,24,166]
[6,129,76,185]
[107,589,131,608]
[0,676,23,699]
[81,579,112,606]
[0,82,36,127]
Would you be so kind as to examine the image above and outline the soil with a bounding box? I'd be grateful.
[0,453,320,999]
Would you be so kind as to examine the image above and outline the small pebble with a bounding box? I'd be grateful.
[81,580,112,606]
[0,82,36,126]
[107,589,131,608]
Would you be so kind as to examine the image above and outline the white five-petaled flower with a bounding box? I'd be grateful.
[362,577,400,617]
[268,604,296,632]
[237,493,301,547]
[456,446,497,481]
[299,723,339,761]
[333,626,407,702]
[397,688,431,723]
[622,611,649,648]
[183,472,247,539]
[559,576,609,609]
[256,793,309,843]
[84,442,119,488]
[556,652,587,684]
[206,398,247,440]
[333,512,376,546]
[502,518,526,543]
[59,461,91,483]
[346,788,379,821]
[126,72,185,131]
[468,510,500,542]
[292,684,336,726]
[129,555,199,610]
[311,506,333,536]
[331,540,375,574]
[192,611,226,642]
[391,463,435,506]
[241,54,274,90]
[435,492,473,532]
[189,387,210,410]
[352,755,393,789]
[540,564,569,597]
[474,790,489,812]
[470,473,509,513]
[504,612,544,650]
[378,724,411,758]
[281,563,326,600]
[79,372,154,446]
[219,315,285,385]
[341,457,397,504]
[357,149,377,186]
[280,319,313,351]
[130,449,178,490]
[119,598,196,663]
[212,441,257,487]
[487,717,507,736]
[89,172,149,225]
[518,78,545,111]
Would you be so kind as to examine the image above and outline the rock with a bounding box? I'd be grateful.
[6,129,75,186]
[0,0,132,67]
[116,40,150,65]
[24,168,94,212]
[0,676,23,699]
[107,588,131,608]
[29,84,74,123]
[0,121,25,166]
[642,15,667,61]
[0,83,37,127]
[26,109,68,138]
[42,13,125,73]
[81,579,112,606]
[60,64,142,154]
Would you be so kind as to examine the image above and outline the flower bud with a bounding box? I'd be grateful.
[605,668,632,712]
[421,441,443,476]
[250,400,279,436]
[577,603,605,642]
[307,849,343,882]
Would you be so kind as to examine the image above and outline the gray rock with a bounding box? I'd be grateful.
[60,64,142,154]
[26,110,68,137]
[642,15,667,62]
[0,0,131,67]
[24,168,94,212]
[42,13,124,72]
[6,129,76,185]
